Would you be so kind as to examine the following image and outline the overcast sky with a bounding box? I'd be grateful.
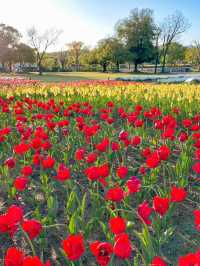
[0,0,199,51]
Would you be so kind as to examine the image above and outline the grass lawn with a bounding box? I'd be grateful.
[1,71,199,83]
[25,72,135,82]
[0,71,137,82]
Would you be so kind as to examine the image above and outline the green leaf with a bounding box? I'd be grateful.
[80,193,87,220]
[68,211,77,234]
[133,255,140,266]
[66,191,76,215]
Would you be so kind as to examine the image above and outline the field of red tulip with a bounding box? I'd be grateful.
[0,79,200,265]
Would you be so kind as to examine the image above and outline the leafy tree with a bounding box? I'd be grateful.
[0,23,21,71]
[79,47,89,64]
[67,41,84,71]
[80,48,99,71]
[185,42,200,70]
[166,42,186,65]
[16,43,35,66]
[116,8,156,72]
[95,39,113,72]
[42,54,55,70]
[106,37,129,71]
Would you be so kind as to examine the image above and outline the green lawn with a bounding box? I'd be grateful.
[23,72,135,82]
[1,72,135,82]
[1,71,198,83]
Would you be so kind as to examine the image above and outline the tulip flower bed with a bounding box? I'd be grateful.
[0,81,200,265]
[0,77,39,87]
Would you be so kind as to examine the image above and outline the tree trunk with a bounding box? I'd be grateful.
[61,62,65,71]
[103,63,107,72]
[134,62,138,73]
[116,61,120,72]
[38,63,42,75]
[9,62,12,72]
[2,62,5,71]
[154,52,159,74]
[161,45,170,73]
[161,53,167,73]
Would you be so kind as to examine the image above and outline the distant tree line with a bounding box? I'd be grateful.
[1,8,200,74]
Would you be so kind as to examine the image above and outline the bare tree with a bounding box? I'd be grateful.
[160,11,190,73]
[27,27,62,75]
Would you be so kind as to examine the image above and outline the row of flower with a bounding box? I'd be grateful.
[0,77,39,87]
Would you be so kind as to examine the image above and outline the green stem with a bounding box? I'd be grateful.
[43,223,67,229]
[20,225,36,256]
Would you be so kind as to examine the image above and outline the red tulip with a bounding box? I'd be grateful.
[86,152,97,163]
[195,149,200,160]
[109,216,126,234]
[119,131,128,141]
[0,205,23,237]
[31,137,42,150]
[85,166,99,181]
[151,256,168,266]
[126,176,141,194]
[157,145,170,161]
[146,152,160,168]
[41,156,55,169]
[137,201,152,225]
[62,234,85,261]
[182,119,192,128]
[161,128,175,140]
[96,138,109,152]
[14,177,29,191]
[105,187,124,202]
[178,249,200,266]
[98,163,110,178]
[55,164,71,182]
[20,165,33,176]
[141,147,152,158]
[14,143,30,155]
[23,256,51,266]
[194,210,200,231]
[116,166,128,179]
[134,119,143,127]
[131,136,141,146]
[5,157,16,169]
[178,132,188,142]
[4,247,24,266]
[33,153,41,166]
[153,196,169,217]
[22,219,42,240]
[170,186,187,202]
[75,148,85,161]
[90,241,113,266]
[113,233,131,259]
[111,142,120,151]
[193,162,200,174]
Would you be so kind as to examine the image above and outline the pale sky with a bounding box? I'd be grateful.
[0,0,113,51]
[0,0,199,51]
